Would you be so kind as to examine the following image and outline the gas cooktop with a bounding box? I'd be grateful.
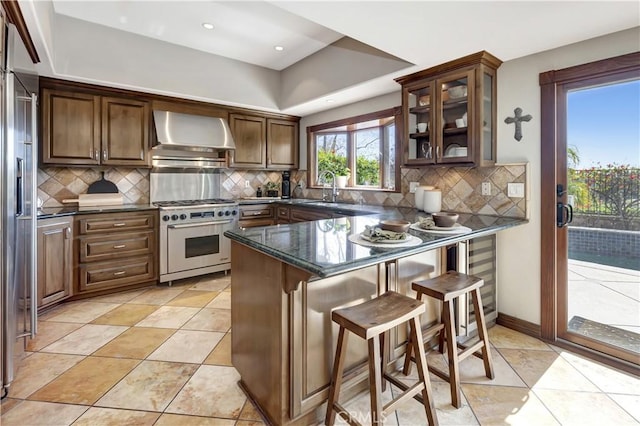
[153,198,237,208]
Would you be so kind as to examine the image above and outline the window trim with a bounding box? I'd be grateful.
[307,107,402,192]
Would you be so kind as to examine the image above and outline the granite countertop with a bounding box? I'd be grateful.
[37,204,157,219]
[225,206,527,278]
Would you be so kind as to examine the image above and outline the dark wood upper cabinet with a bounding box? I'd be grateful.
[41,89,101,165]
[229,113,266,168]
[229,113,299,170]
[101,97,150,166]
[41,88,151,167]
[267,118,298,169]
[395,51,502,167]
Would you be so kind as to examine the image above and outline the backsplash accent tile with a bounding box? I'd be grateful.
[38,167,150,207]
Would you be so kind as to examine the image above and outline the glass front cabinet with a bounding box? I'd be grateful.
[396,51,502,167]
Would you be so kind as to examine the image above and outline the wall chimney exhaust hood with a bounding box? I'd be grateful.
[152,110,236,150]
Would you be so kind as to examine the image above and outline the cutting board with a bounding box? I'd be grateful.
[63,193,123,206]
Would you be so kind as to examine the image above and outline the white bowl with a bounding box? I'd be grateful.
[447,85,467,99]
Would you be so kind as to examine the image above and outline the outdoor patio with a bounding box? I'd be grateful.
[568,258,640,354]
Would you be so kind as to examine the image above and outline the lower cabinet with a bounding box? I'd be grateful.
[238,204,275,228]
[37,216,74,309]
[75,210,158,296]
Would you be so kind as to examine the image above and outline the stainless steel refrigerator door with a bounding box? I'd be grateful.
[2,22,38,391]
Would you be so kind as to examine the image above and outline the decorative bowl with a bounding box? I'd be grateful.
[379,220,411,233]
[447,85,467,99]
[431,212,459,228]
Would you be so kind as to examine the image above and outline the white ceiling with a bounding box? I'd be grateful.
[51,1,345,71]
[21,1,640,117]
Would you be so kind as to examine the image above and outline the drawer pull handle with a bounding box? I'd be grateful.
[113,244,126,249]
[113,271,126,276]
[113,223,126,227]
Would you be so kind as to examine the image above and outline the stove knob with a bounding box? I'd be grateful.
[217,211,224,217]
[171,214,179,221]
[231,210,237,216]
[180,214,187,220]
[225,210,231,216]
[162,215,170,222]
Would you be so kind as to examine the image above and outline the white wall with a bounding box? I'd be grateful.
[299,27,640,325]
[496,27,639,325]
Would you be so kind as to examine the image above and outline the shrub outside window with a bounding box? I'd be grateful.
[308,107,401,191]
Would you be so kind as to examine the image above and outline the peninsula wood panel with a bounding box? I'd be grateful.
[101,96,150,166]
[41,89,100,165]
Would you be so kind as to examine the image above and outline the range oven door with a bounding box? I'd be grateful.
[166,220,231,274]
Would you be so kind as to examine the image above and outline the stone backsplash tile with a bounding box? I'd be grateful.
[220,164,528,219]
[38,167,150,207]
[39,163,528,219]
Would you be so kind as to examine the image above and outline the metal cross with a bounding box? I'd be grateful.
[504,107,532,141]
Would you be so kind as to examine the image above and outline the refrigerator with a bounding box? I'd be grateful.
[0,18,39,396]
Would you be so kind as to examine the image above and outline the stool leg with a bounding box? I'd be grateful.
[402,292,423,376]
[410,316,439,426]
[380,331,388,392]
[443,300,462,408]
[437,306,446,354]
[325,326,349,426]
[472,288,495,380]
[368,334,384,425]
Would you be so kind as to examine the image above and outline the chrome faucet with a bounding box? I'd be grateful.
[318,170,339,203]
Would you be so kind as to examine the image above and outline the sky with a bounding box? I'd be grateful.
[567,79,640,169]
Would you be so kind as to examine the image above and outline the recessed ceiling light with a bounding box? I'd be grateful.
[274,46,284,51]
[202,23,214,30]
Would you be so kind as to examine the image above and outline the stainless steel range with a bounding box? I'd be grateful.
[149,133,239,284]
[154,199,238,284]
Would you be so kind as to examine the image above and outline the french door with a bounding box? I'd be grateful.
[540,52,640,370]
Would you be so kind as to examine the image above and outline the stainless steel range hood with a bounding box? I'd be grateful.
[152,110,236,150]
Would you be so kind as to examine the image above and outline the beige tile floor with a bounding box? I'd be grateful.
[1,272,638,426]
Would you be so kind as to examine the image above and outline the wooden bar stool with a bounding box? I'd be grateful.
[403,271,494,409]
[325,291,438,425]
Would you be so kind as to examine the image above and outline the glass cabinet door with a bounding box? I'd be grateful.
[405,81,435,164]
[437,70,473,163]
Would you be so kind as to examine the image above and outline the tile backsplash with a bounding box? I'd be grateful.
[38,167,150,207]
[38,164,528,219]
[221,164,528,219]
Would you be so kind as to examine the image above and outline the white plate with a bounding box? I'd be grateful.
[359,233,408,244]
[409,223,472,234]
[444,144,460,157]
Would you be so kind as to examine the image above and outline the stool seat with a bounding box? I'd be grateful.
[404,271,494,409]
[332,291,425,340]
[411,270,484,301]
[325,291,438,425]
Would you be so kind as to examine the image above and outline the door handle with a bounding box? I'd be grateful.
[557,202,573,228]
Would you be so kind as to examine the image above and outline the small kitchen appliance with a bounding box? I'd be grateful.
[281,171,291,199]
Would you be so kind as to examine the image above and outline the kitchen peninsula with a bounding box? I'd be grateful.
[224,205,525,425]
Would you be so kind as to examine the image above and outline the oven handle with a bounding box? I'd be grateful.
[168,220,234,229]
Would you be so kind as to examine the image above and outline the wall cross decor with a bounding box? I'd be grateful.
[504,107,532,141]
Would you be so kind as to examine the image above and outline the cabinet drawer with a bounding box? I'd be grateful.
[277,206,290,219]
[290,207,332,222]
[239,205,273,220]
[239,218,274,228]
[78,212,155,234]
[79,230,155,263]
[78,254,155,293]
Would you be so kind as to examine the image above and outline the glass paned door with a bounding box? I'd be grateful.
[563,78,640,359]
[438,71,472,163]
[406,82,434,163]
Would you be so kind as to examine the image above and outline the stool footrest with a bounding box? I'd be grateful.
[383,373,427,407]
[382,376,426,415]
[457,340,485,362]
[334,401,363,426]
[457,341,486,360]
